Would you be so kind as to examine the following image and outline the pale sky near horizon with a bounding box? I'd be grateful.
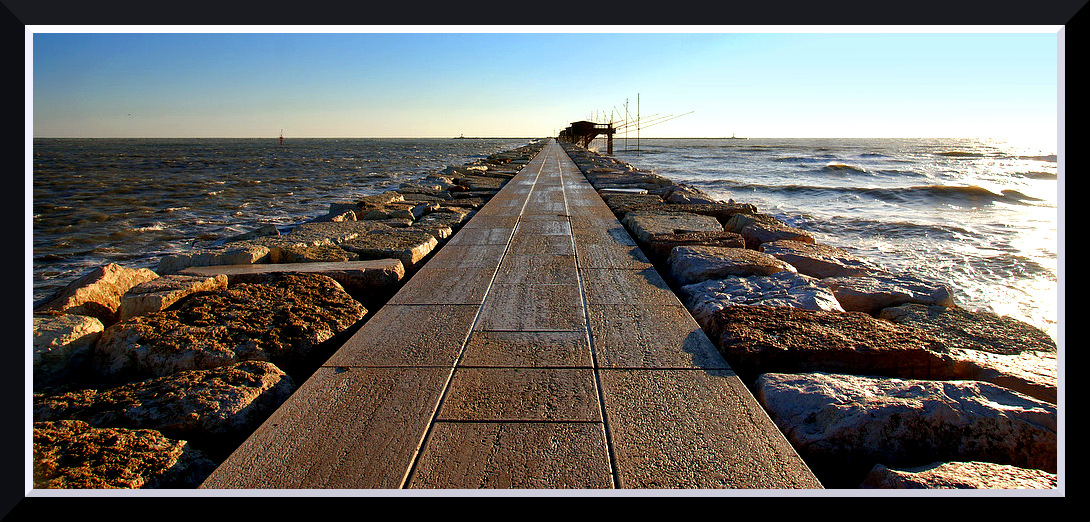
[28,28,1062,149]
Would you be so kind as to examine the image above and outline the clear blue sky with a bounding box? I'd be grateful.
[30,29,1060,145]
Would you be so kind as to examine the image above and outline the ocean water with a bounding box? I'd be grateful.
[30,137,530,304]
[603,137,1060,341]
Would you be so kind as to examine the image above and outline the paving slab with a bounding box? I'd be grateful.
[459,330,593,368]
[580,267,679,305]
[494,254,578,285]
[438,367,601,421]
[407,421,613,489]
[598,368,822,489]
[386,266,497,305]
[587,303,731,370]
[475,283,585,332]
[324,304,478,367]
[200,366,448,489]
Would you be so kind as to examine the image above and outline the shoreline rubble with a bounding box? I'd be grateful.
[30,139,549,489]
[559,140,1058,490]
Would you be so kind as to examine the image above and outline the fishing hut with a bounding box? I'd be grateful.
[558,120,616,154]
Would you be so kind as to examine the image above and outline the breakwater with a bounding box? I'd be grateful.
[31,139,550,488]
[30,138,1057,490]
[560,141,1058,489]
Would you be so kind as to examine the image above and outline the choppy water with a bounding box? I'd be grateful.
[605,137,1060,341]
[31,137,530,303]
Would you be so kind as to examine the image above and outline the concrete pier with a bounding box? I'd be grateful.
[200,140,821,489]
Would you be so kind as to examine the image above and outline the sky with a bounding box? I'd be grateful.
[28,28,1061,145]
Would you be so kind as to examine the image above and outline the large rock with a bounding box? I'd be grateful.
[821,274,955,315]
[33,420,217,489]
[339,229,438,270]
[861,461,1056,489]
[621,210,724,245]
[119,274,229,320]
[156,244,272,275]
[679,272,844,327]
[666,245,797,286]
[180,259,405,310]
[755,372,1057,487]
[759,240,885,278]
[34,360,295,451]
[879,304,1057,403]
[93,273,366,384]
[643,230,745,263]
[724,213,815,248]
[33,313,104,391]
[36,263,160,325]
[702,305,954,379]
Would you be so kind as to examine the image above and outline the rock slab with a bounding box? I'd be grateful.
[34,420,216,489]
[35,263,160,325]
[755,372,1057,487]
[861,461,1056,489]
[667,245,797,286]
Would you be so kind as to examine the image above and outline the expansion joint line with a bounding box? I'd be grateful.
[398,145,549,489]
[556,147,622,490]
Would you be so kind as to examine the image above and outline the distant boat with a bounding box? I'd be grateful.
[455,134,466,139]
[727,133,746,140]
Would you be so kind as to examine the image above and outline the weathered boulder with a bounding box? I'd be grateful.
[603,194,665,216]
[156,244,271,275]
[34,360,295,449]
[680,272,844,327]
[755,372,1057,487]
[270,243,359,264]
[180,259,405,309]
[644,230,745,262]
[339,229,439,270]
[93,273,366,384]
[33,313,104,391]
[666,245,797,286]
[759,239,885,278]
[285,220,399,246]
[821,274,955,315]
[664,184,719,204]
[33,420,216,489]
[119,274,229,320]
[724,213,815,249]
[861,461,1056,489]
[879,304,1057,403]
[221,224,280,244]
[702,305,954,379]
[36,263,160,325]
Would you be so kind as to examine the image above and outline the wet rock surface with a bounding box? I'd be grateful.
[756,372,1057,488]
[760,239,886,278]
[680,272,845,326]
[820,274,956,315]
[861,461,1057,489]
[667,245,797,286]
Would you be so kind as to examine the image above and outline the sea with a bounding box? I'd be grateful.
[30,137,1060,341]
[604,137,1060,341]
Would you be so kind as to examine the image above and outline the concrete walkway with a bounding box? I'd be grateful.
[200,140,822,489]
